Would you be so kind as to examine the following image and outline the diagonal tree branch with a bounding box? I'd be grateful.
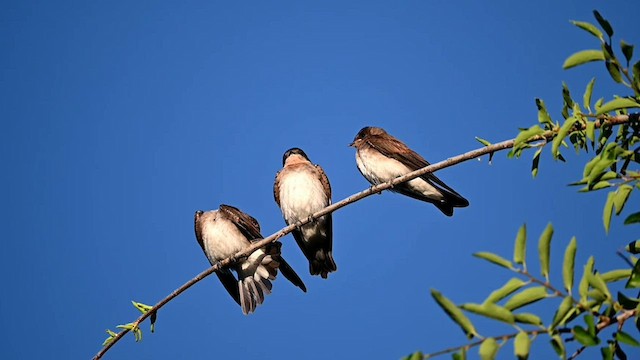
[93,114,631,360]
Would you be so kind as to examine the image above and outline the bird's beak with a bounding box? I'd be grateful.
[348,142,355,147]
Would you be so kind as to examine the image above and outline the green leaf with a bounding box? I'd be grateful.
[583,78,596,113]
[430,289,477,339]
[514,125,545,147]
[621,40,634,65]
[479,338,499,360]
[613,184,633,215]
[405,351,423,360]
[538,223,553,281]
[603,190,615,233]
[473,252,513,269]
[484,278,527,304]
[531,148,542,178]
[551,296,575,329]
[573,325,600,346]
[586,120,595,144]
[606,61,623,83]
[562,237,577,294]
[593,10,613,38]
[626,240,640,254]
[601,343,615,360]
[570,20,604,41]
[563,50,605,69]
[595,98,640,115]
[624,212,640,225]
[584,314,596,335]
[452,348,467,360]
[504,286,547,311]
[579,257,595,302]
[513,313,543,326]
[625,260,640,288]
[587,272,612,300]
[617,330,640,347]
[514,331,531,360]
[600,269,632,282]
[617,291,640,310]
[460,303,515,324]
[550,334,566,359]
[513,224,527,265]
[475,137,491,147]
[535,98,553,126]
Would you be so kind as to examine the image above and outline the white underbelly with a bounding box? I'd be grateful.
[280,172,328,224]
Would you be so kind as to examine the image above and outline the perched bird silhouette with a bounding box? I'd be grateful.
[274,148,336,278]
[194,204,306,314]
[350,126,469,216]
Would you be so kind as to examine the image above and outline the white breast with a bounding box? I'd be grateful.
[201,217,247,263]
[356,148,444,199]
[279,171,328,224]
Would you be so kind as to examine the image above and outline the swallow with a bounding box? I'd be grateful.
[349,126,469,216]
[274,148,337,278]
[194,204,306,315]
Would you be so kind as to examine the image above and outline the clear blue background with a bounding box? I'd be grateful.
[2,1,639,359]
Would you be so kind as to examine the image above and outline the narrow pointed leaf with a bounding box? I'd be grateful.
[550,334,566,359]
[473,252,513,269]
[504,286,547,310]
[600,269,632,282]
[479,338,499,360]
[587,272,612,299]
[514,331,531,360]
[551,296,575,329]
[461,303,515,324]
[475,137,491,146]
[624,212,640,225]
[430,289,477,339]
[452,348,467,360]
[613,184,633,215]
[570,20,604,41]
[617,291,640,310]
[603,190,615,233]
[552,117,577,159]
[584,314,596,335]
[583,78,596,112]
[626,240,640,254]
[514,125,545,146]
[606,61,623,83]
[538,223,553,281]
[617,330,640,347]
[514,224,527,265]
[586,120,595,144]
[625,260,640,288]
[535,98,553,126]
[601,343,615,360]
[595,98,640,115]
[579,257,595,301]
[563,50,605,69]
[485,278,527,304]
[621,40,634,65]
[531,148,542,178]
[563,237,577,294]
[573,326,600,346]
[593,10,613,38]
[514,313,543,325]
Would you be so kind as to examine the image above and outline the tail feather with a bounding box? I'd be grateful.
[310,250,337,279]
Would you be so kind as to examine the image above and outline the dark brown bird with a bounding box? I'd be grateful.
[274,148,336,278]
[350,126,469,216]
[194,204,306,315]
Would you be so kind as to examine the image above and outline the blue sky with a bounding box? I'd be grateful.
[2,1,639,359]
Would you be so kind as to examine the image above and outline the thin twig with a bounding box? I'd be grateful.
[93,114,631,360]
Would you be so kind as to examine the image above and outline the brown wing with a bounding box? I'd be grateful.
[315,164,332,200]
[273,170,283,208]
[366,134,465,198]
[194,211,206,253]
[219,204,263,240]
